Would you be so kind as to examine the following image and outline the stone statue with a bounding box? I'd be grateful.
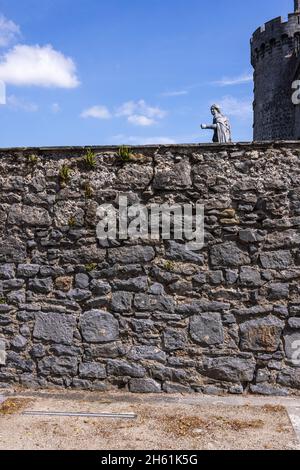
[201,104,232,143]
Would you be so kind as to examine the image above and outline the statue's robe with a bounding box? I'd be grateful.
[212,115,232,143]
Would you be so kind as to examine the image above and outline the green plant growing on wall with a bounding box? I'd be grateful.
[26,154,38,165]
[59,164,72,184]
[85,263,97,272]
[118,146,133,162]
[83,182,93,198]
[84,149,97,169]
[0,297,6,304]
[68,217,76,228]
[164,260,176,272]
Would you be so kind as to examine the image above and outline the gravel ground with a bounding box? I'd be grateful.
[0,391,299,450]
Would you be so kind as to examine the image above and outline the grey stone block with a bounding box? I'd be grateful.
[38,357,78,376]
[164,329,187,351]
[8,204,51,227]
[108,246,155,265]
[134,294,175,313]
[79,362,106,379]
[165,241,204,264]
[33,312,76,345]
[80,310,119,343]
[129,378,161,393]
[111,292,133,313]
[75,273,90,289]
[190,312,224,346]
[11,335,28,351]
[260,251,293,269]
[0,236,26,263]
[107,360,145,378]
[201,356,256,383]
[29,278,53,294]
[112,277,148,293]
[210,242,250,267]
[127,346,166,363]
[17,264,40,278]
[0,264,15,280]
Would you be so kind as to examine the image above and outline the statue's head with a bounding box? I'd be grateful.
[211,104,221,116]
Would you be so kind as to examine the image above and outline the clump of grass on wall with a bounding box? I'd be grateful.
[118,146,133,163]
[83,182,94,198]
[85,263,97,272]
[83,149,97,169]
[59,164,72,184]
[26,154,38,165]
[68,217,76,228]
[164,260,176,272]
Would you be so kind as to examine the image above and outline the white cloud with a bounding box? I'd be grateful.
[127,114,155,126]
[81,99,167,127]
[116,100,166,118]
[161,90,188,97]
[81,105,111,119]
[0,44,80,88]
[217,96,252,119]
[116,99,166,126]
[214,73,253,86]
[0,15,20,48]
[7,94,38,112]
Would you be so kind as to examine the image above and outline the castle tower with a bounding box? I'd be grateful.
[251,1,300,140]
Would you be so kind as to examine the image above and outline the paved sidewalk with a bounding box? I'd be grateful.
[0,390,300,450]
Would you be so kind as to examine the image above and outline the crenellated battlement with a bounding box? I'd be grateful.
[252,13,300,42]
[251,3,300,141]
[251,13,300,65]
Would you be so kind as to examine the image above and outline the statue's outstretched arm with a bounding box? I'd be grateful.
[201,124,217,130]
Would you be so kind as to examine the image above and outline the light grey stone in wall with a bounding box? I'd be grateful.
[190,313,224,346]
[80,310,119,343]
[33,313,76,345]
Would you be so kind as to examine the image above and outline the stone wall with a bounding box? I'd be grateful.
[0,142,300,395]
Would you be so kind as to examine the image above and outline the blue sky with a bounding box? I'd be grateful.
[0,0,293,147]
